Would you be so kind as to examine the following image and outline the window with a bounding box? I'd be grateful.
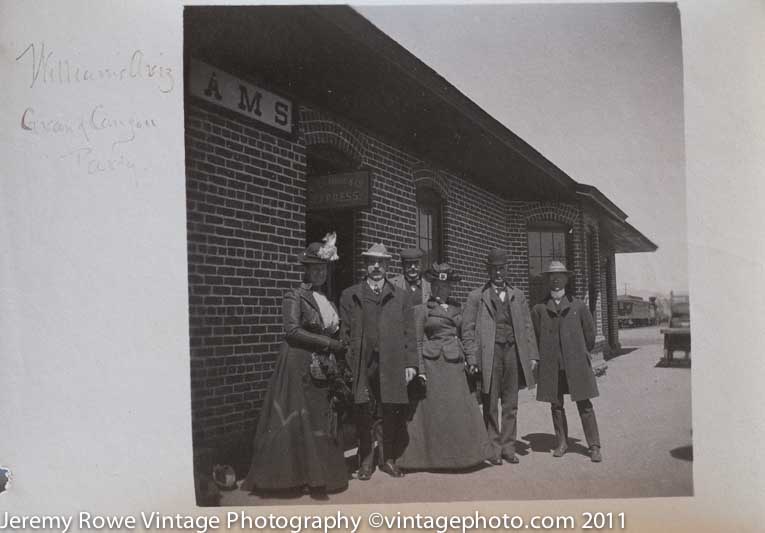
[416,187,443,268]
[528,224,570,305]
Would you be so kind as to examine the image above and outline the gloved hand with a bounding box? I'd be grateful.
[328,339,347,356]
[531,359,539,379]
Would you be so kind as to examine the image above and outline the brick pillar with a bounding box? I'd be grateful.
[571,207,587,299]
[606,252,620,350]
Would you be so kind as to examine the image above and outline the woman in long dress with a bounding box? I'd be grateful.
[398,263,493,470]
[241,236,349,494]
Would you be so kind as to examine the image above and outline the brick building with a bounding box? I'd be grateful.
[184,6,657,473]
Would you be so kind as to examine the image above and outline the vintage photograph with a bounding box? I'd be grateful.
[184,3,690,505]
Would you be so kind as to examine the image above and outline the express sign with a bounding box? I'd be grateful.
[307,171,371,211]
[189,58,293,134]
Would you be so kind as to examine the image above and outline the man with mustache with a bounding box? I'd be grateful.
[339,243,418,479]
[389,247,431,305]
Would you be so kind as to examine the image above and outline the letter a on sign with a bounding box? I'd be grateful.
[204,72,222,100]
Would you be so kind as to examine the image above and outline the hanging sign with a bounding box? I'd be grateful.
[307,171,371,210]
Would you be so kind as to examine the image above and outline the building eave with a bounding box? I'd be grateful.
[577,185,657,254]
[185,5,578,201]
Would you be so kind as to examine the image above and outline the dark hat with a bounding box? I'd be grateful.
[399,247,424,261]
[486,248,509,266]
[542,260,573,275]
[297,242,328,264]
[424,263,462,283]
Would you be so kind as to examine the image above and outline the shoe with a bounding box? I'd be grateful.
[357,468,373,481]
[590,446,602,463]
[502,453,519,464]
[380,460,405,478]
[552,443,568,458]
[487,456,503,466]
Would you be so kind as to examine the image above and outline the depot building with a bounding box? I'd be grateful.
[184,6,657,469]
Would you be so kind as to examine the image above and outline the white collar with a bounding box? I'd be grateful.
[550,288,566,303]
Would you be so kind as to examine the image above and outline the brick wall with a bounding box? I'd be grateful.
[186,101,307,461]
[441,170,510,303]
[355,134,419,279]
[583,208,605,340]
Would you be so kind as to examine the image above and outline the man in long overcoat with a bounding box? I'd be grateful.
[389,247,431,305]
[339,243,418,479]
[531,261,602,462]
[462,248,539,464]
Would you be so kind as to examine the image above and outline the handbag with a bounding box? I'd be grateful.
[309,352,338,382]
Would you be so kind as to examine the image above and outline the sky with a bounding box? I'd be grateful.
[356,3,687,296]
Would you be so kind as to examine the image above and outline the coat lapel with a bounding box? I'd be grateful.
[481,285,496,318]
[545,297,559,318]
[299,287,320,313]
[558,295,572,317]
[349,282,364,307]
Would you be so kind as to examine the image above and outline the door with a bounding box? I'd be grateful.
[305,144,358,305]
[305,209,354,305]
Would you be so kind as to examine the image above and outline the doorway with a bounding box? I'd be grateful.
[305,144,358,304]
[305,210,354,304]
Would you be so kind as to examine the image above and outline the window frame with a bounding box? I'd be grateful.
[527,222,572,305]
[416,186,444,267]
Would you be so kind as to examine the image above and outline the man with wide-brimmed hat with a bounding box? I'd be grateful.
[389,247,431,305]
[462,248,540,465]
[531,260,602,462]
[339,243,418,480]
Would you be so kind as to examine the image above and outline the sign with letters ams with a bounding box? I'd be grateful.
[307,171,371,210]
[189,58,293,134]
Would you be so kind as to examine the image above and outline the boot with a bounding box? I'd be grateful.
[590,446,602,463]
[577,400,601,451]
[551,403,569,457]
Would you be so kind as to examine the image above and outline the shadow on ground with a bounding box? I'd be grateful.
[605,347,638,361]
[655,358,691,368]
[520,433,590,457]
[670,445,693,461]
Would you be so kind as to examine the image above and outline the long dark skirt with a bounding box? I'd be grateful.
[240,343,348,492]
[398,357,492,470]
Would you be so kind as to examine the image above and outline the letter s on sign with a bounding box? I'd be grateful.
[274,101,290,126]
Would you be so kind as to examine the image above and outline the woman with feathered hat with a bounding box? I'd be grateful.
[397,263,493,471]
[241,233,350,496]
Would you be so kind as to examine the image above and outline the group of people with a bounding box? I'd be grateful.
[241,234,602,496]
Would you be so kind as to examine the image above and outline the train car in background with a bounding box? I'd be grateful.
[617,295,657,328]
[661,291,691,362]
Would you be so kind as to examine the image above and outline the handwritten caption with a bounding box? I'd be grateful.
[16,42,174,93]
[15,42,173,176]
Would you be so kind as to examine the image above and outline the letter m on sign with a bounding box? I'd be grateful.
[238,85,262,116]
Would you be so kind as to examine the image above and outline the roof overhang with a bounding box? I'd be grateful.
[577,184,658,254]
[185,5,578,201]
